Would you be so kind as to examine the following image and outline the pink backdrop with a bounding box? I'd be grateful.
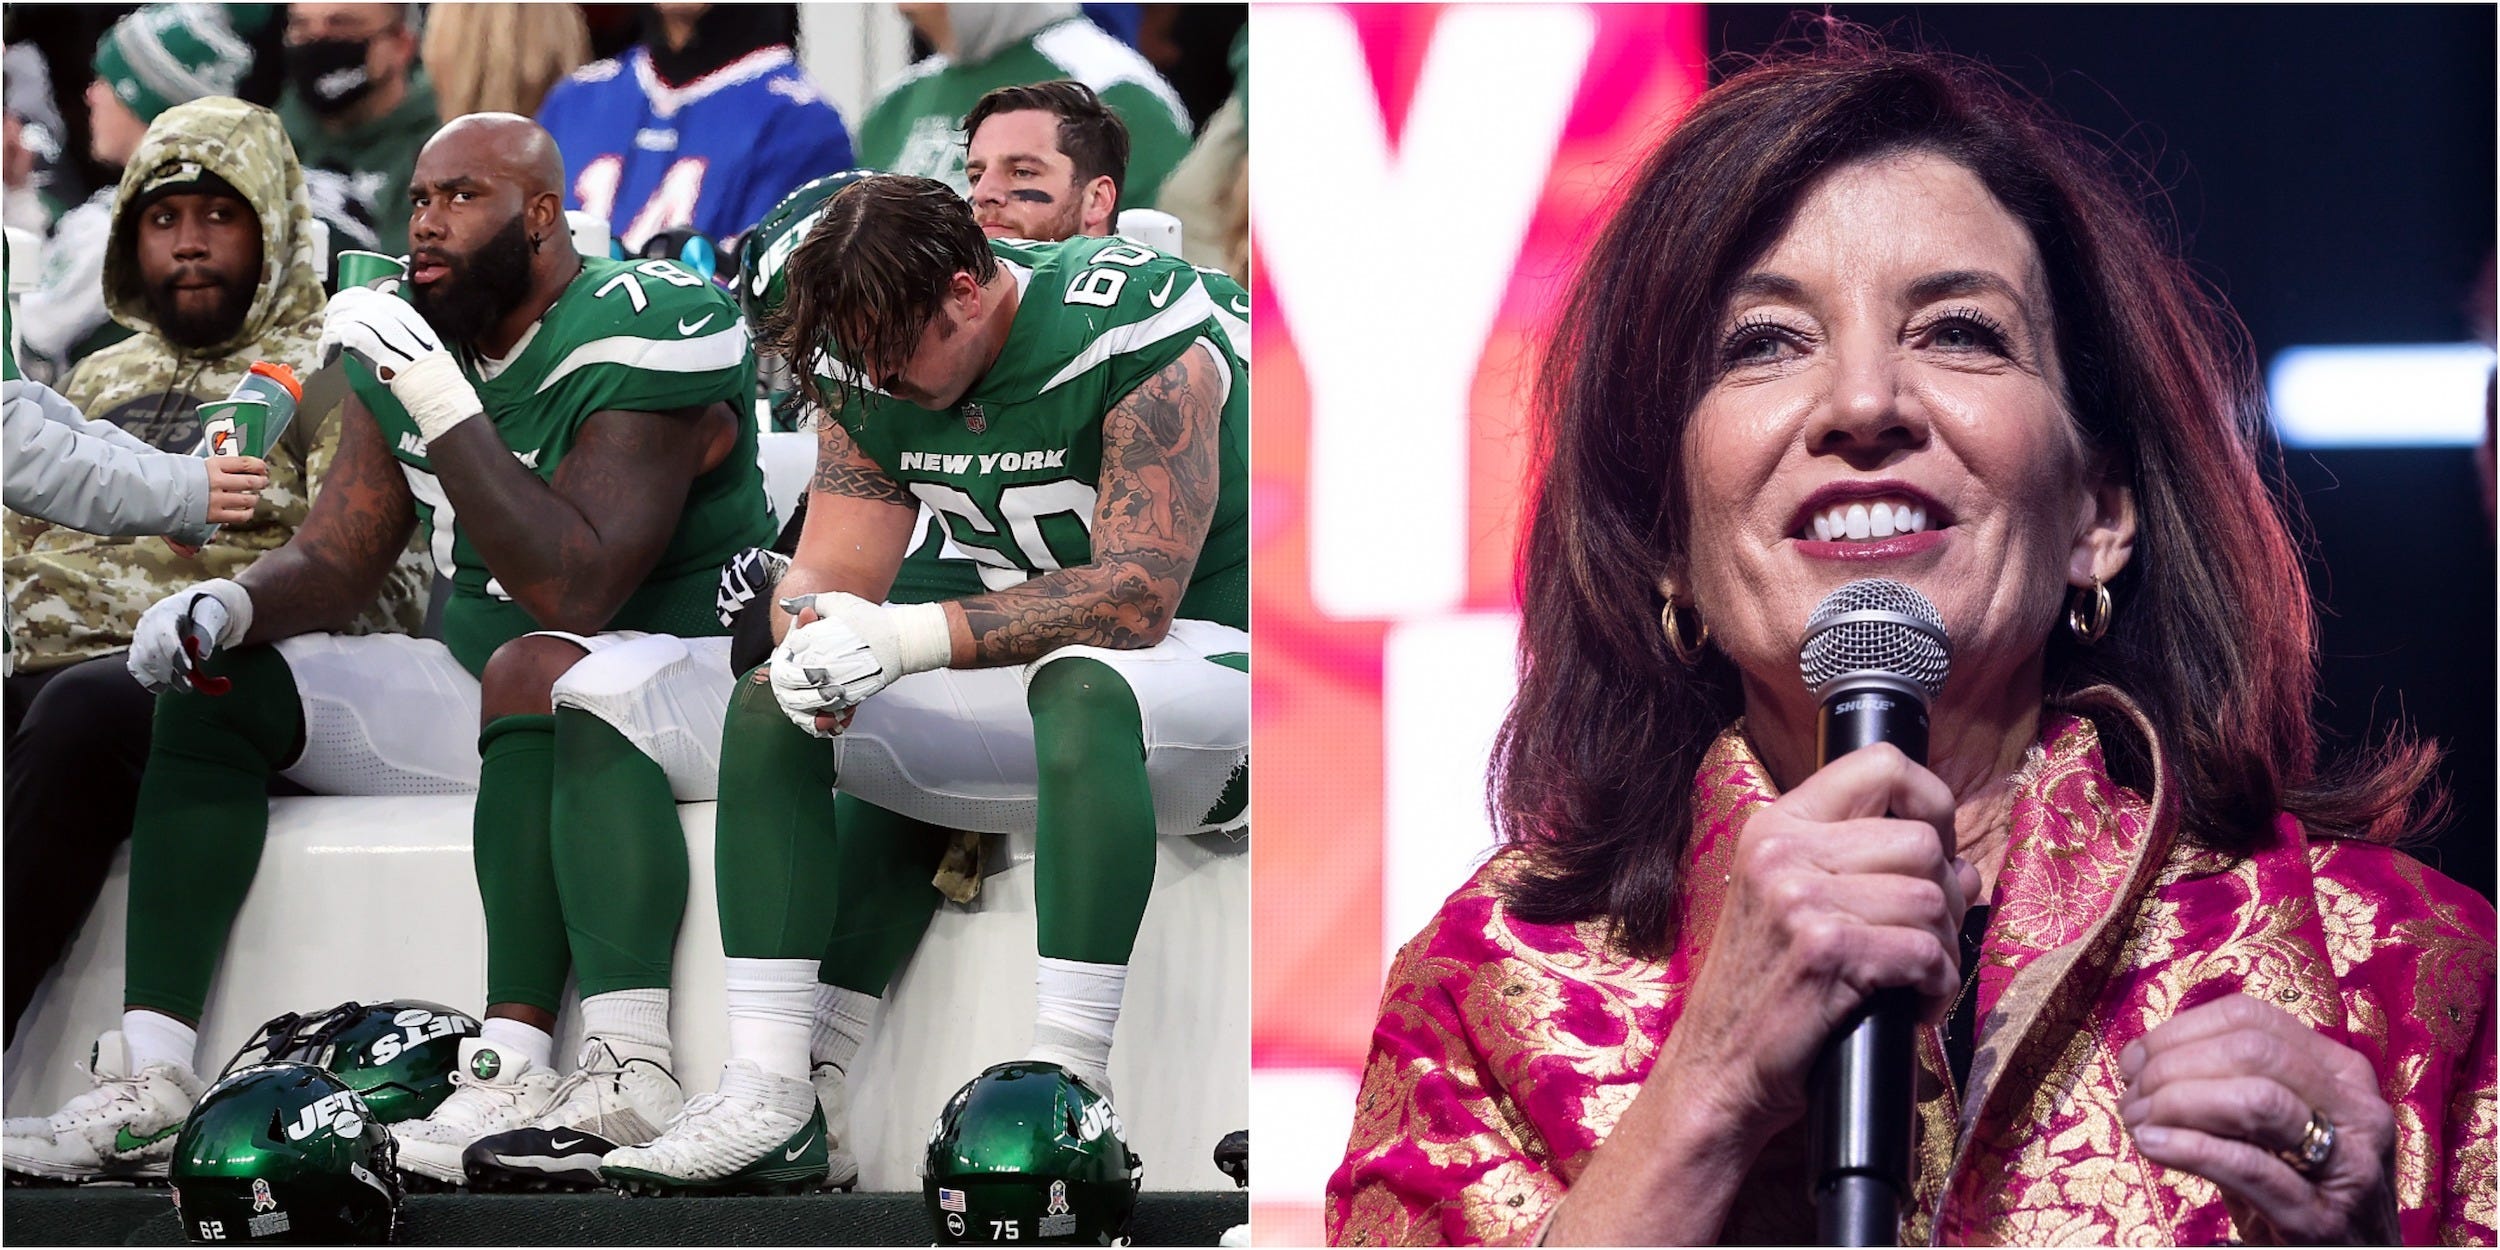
[1248,6,1708,1241]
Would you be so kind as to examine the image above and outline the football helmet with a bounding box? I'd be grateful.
[226,1001,480,1124]
[735,168,879,326]
[169,1062,401,1244]
[922,1061,1141,1246]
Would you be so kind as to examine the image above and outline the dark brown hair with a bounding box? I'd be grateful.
[962,80,1133,213]
[1492,29,2440,957]
[765,173,996,413]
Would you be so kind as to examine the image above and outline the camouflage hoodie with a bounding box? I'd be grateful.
[4,97,425,671]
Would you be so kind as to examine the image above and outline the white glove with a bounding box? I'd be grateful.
[768,593,949,733]
[318,283,482,440]
[128,578,254,695]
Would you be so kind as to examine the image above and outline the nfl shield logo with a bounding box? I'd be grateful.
[960,402,987,434]
[1047,1179,1071,1216]
[251,1178,276,1212]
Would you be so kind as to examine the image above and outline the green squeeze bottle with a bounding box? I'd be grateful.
[198,361,302,460]
[189,362,303,546]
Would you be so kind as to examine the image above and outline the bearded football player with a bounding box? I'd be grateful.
[0,113,775,1188]
[600,174,1246,1196]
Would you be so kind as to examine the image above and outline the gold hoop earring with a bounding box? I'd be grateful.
[1661,593,1709,664]
[2067,578,2113,645]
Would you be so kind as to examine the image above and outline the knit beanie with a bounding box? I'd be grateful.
[92,4,276,122]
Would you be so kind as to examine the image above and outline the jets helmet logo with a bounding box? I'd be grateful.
[283,1089,368,1142]
[366,1006,476,1064]
[251,1178,276,1212]
[1075,1099,1124,1143]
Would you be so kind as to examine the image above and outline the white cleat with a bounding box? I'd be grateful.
[462,1037,683,1191]
[600,1059,828,1196]
[388,1037,558,1188]
[1,1031,203,1184]
[809,1062,860,1191]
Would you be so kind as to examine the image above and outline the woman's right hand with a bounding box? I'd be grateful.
[1663,741,1977,1141]
[204,454,270,525]
[1546,743,1978,1244]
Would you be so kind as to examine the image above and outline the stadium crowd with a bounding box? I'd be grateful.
[0,3,1249,1243]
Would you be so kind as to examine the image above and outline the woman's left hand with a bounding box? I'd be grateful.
[2120,993,2401,1244]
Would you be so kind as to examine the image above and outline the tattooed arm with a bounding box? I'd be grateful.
[236,393,420,642]
[422,399,734,634]
[775,411,919,645]
[942,339,1223,667]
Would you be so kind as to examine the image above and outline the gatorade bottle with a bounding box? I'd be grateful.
[200,362,302,459]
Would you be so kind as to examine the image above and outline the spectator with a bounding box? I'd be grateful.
[537,3,852,253]
[17,5,273,376]
[862,4,1192,208]
[1,97,427,1045]
[4,43,70,234]
[1151,27,1246,273]
[422,3,592,123]
[277,3,437,253]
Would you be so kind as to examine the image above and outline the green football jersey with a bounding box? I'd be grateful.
[863,260,1244,610]
[825,236,1247,632]
[1195,265,1251,360]
[350,257,775,673]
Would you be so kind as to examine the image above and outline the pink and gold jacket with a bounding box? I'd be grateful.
[1327,710,2496,1245]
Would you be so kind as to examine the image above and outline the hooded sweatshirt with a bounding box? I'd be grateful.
[4,97,426,672]
[858,4,1194,209]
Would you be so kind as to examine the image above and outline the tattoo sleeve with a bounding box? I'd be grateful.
[237,393,419,643]
[948,340,1223,667]
[422,402,719,634]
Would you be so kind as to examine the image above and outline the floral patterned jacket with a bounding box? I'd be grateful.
[1328,707,2495,1245]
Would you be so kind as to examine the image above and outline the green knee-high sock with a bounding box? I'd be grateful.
[1026,657,1156,966]
[549,708,686,996]
[476,714,567,1013]
[125,646,303,1021]
[716,674,846,959]
[818,793,948,996]
[713,672,943,995]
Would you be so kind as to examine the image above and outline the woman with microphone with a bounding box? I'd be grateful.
[1326,31,2493,1247]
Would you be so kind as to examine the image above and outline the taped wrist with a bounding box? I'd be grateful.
[389,352,484,441]
[196,577,256,646]
[888,601,952,676]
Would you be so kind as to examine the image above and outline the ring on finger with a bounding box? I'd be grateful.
[2276,1108,2335,1177]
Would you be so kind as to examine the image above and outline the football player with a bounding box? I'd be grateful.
[0,114,775,1186]
[964,80,1248,355]
[600,173,1246,1194]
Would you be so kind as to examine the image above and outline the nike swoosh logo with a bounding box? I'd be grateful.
[1147,273,1179,308]
[678,313,716,335]
[547,1136,585,1150]
[114,1123,180,1153]
[1229,297,1249,315]
[493,1153,598,1172]
[784,1134,816,1161]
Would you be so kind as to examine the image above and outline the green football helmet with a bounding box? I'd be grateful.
[227,1001,480,1124]
[923,1061,1142,1246]
[735,168,880,325]
[171,1062,401,1244]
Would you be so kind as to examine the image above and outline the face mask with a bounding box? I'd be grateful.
[285,38,376,115]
